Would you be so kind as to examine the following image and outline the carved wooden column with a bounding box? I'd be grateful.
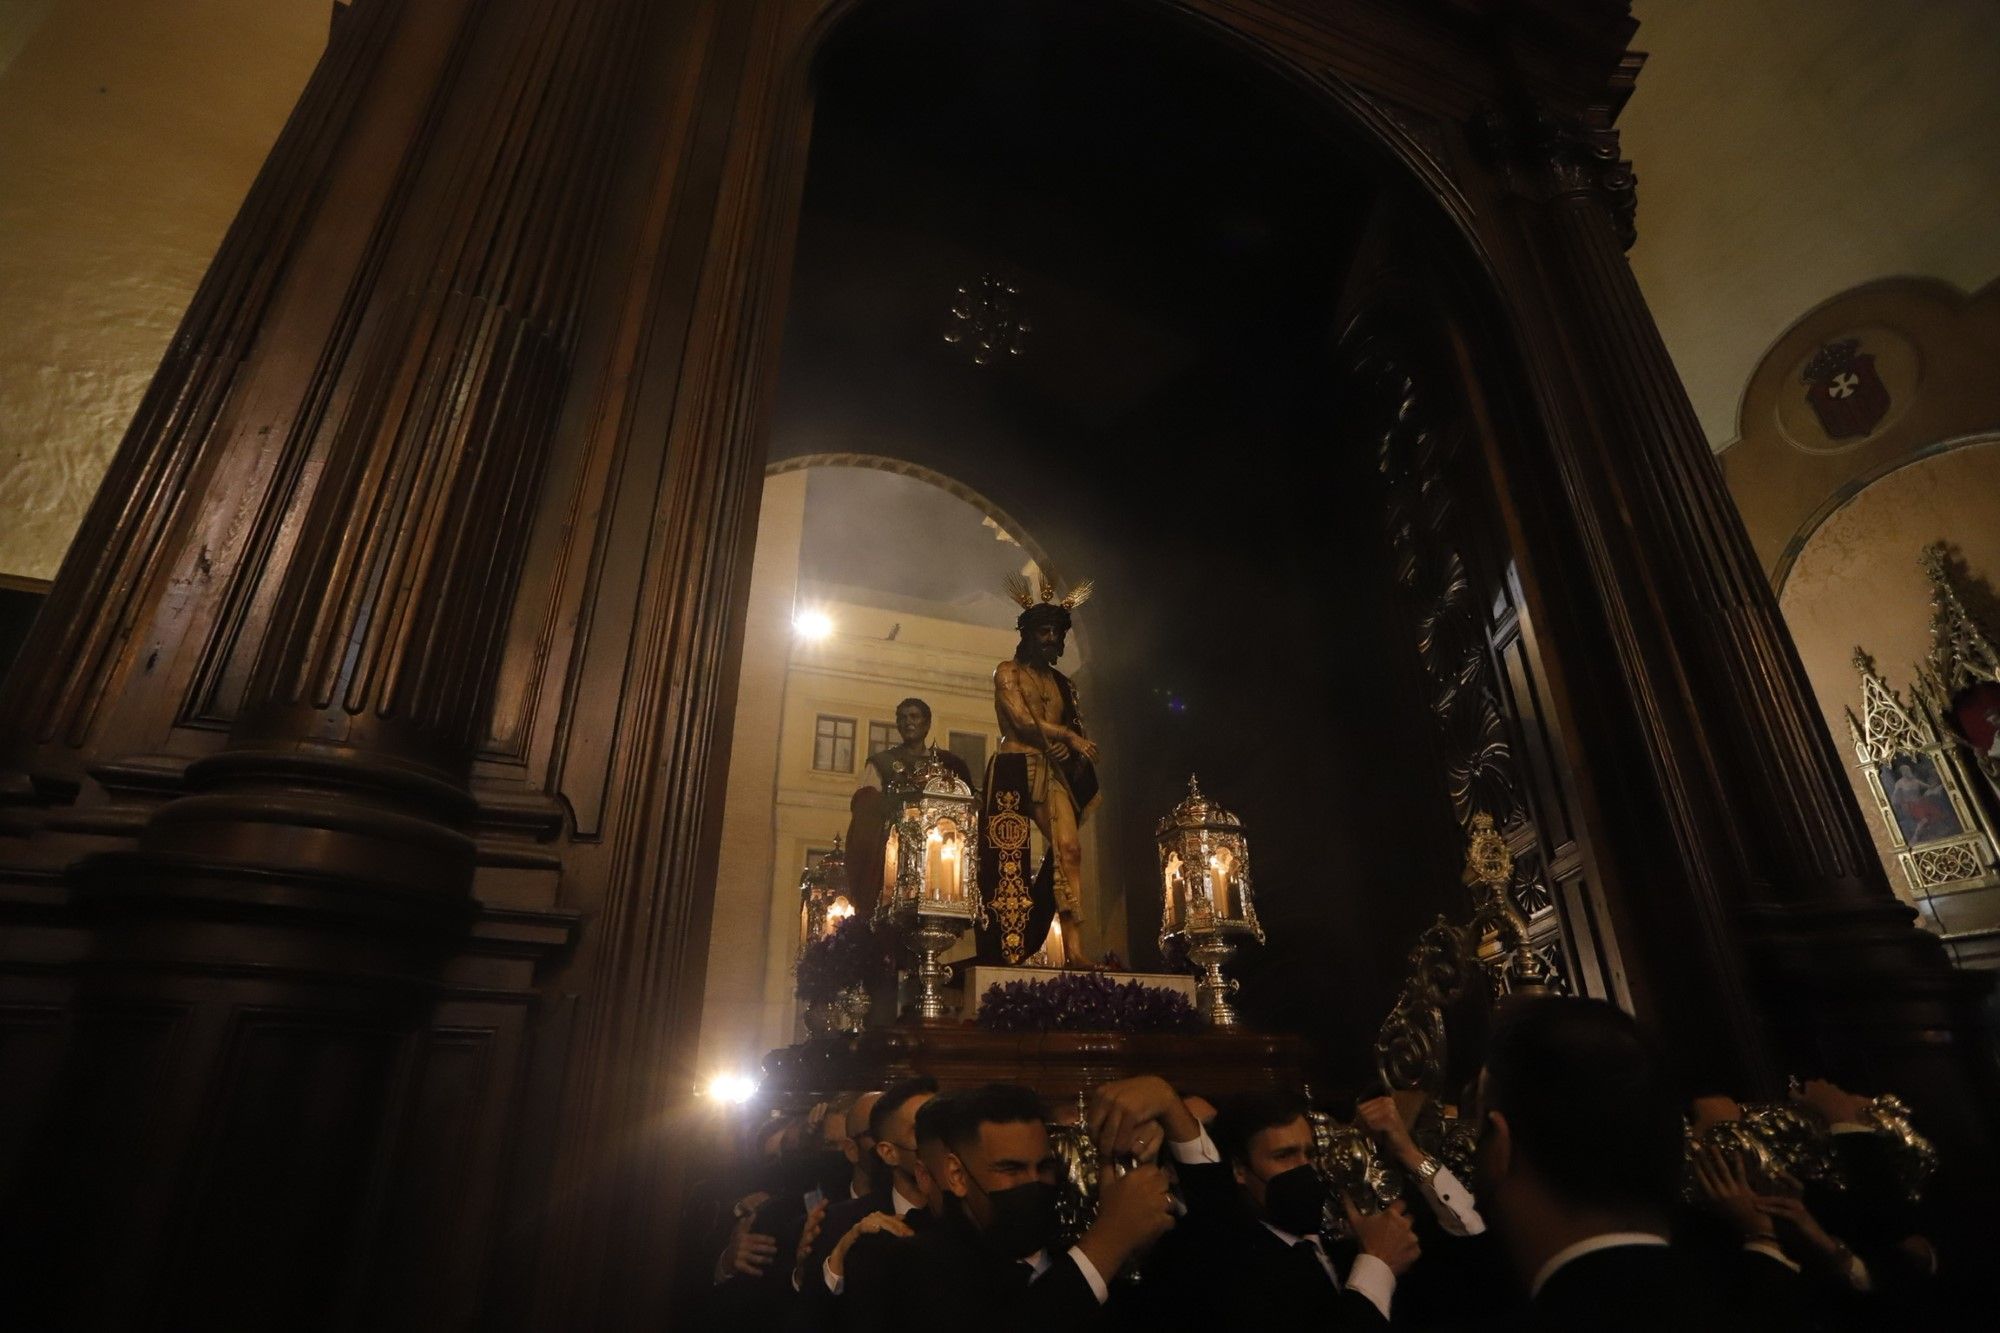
[1480,101,1997,1159]
[4,1,650,1324]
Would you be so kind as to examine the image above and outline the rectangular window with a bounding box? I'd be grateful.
[813,715,856,772]
[867,720,897,757]
[948,730,988,777]
[804,845,835,872]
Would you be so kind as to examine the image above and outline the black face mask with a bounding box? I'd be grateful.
[1262,1164,1331,1237]
[973,1179,1059,1259]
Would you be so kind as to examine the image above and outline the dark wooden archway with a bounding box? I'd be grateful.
[0,1,1989,1326]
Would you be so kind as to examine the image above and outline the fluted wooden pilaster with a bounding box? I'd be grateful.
[0,0,405,782]
[3,3,655,1325]
[1489,106,1996,1164]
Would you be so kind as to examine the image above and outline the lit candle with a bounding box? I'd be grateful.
[1209,848,1234,919]
[825,896,854,936]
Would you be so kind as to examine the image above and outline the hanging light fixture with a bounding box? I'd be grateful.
[944,273,1031,365]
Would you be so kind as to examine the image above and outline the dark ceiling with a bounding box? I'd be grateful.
[769,0,1376,460]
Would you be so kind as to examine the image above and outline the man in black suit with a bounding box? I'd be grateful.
[1475,998,1806,1332]
[1177,1090,1418,1328]
[696,1096,866,1332]
[795,1076,936,1316]
[826,1091,960,1333]
[843,1081,1181,1333]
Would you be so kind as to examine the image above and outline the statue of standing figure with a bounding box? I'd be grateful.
[979,576,1100,965]
[844,697,973,919]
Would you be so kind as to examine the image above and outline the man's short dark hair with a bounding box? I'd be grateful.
[1483,998,1681,1217]
[1212,1089,1311,1168]
[913,1091,961,1148]
[896,697,932,723]
[870,1075,939,1143]
[941,1082,1045,1156]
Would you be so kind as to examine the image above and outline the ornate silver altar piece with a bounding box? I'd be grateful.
[1682,1091,1937,1204]
[1846,649,2000,905]
[1047,1092,1101,1246]
[875,758,984,1021]
[1157,775,1262,1028]
[1859,1092,1941,1202]
[796,835,853,961]
[1304,1099,1402,1237]
[1682,1102,1833,1200]
[1461,813,1555,996]
[1373,812,1553,1099]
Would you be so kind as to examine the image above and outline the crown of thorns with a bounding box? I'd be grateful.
[1005,573,1093,628]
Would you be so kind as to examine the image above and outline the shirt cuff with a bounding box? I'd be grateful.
[1067,1246,1111,1304]
[1743,1239,1801,1273]
[1345,1252,1396,1322]
[1167,1125,1220,1164]
[1418,1166,1486,1237]
[822,1257,843,1295]
[1841,1253,1872,1293]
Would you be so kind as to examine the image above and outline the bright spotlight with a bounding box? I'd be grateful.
[706,1072,758,1105]
[793,609,833,641]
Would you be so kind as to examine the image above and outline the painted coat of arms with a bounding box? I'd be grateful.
[1801,338,1890,440]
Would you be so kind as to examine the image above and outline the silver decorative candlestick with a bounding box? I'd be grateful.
[875,759,985,1023]
[1157,775,1263,1029]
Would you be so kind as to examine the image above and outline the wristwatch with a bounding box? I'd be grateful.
[1412,1154,1443,1186]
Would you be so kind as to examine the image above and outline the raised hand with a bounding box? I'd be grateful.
[1344,1195,1421,1277]
[827,1211,914,1280]
[1087,1074,1198,1158]
[1691,1145,1774,1243]
[716,1211,779,1281]
[792,1200,828,1278]
[1078,1162,1177,1278]
[1354,1096,1422,1171]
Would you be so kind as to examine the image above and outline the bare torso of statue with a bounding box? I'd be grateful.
[995,661,1071,756]
[992,606,1100,965]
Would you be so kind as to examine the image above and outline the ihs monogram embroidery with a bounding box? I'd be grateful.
[988,791,1035,962]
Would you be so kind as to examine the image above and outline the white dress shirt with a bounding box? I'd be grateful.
[1409,1163,1485,1236]
[1530,1232,1670,1300]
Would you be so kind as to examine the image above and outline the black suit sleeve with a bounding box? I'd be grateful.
[1015,1251,1107,1332]
[828,1230,903,1333]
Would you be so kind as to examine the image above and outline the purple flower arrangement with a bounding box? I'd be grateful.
[795,916,892,1003]
[976,970,1200,1034]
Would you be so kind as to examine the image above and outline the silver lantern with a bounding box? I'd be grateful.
[1157,775,1262,1027]
[875,759,985,1021]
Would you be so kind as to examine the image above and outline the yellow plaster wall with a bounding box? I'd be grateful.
[1623,0,2000,450]
[1778,439,2000,898]
[0,0,325,581]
